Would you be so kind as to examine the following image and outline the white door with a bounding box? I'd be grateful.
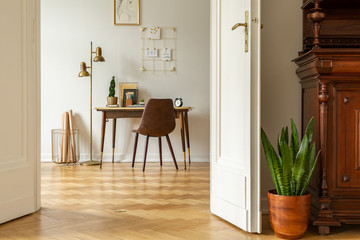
[0,0,40,223]
[210,0,261,233]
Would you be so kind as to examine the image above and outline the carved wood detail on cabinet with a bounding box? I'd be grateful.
[302,0,360,52]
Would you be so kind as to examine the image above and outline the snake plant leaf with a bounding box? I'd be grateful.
[304,117,315,145]
[279,127,289,146]
[261,118,319,196]
[290,119,300,163]
[279,140,293,195]
[308,143,316,171]
[290,179,295,195]
[284,126,289,145]
[261,128,283,195]
[292,134,309,195]
[298,142,315,193]
[277,133,282,161]
[278,127,289,163]
[300,150,320,195]
[277,135,284,167]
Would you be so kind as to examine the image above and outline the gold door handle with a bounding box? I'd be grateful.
[232,23,247,31]
[231,11,249,52]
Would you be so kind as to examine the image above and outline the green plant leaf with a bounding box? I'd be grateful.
[304,117,315,145]
[290,119,299,163]
[284,126,289,145]
[262,117,318,196]
[108,77,116,97]
[290,180,295,195]
[308,143,316,170]
[298,142,315,193]
[278,127,289,164]
[279,140,293,195]
[295,117,315,194]
[300,150,320,195]
[292,134,309,195]
[261,128,283,195]
[277,134,282,158]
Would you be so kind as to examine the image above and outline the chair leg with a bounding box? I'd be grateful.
[143,135,150,172]
[158,137,162,166]
[132,133,139,168]
[165,135,178,170]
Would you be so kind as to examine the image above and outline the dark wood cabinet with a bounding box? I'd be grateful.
[294,49,360,235]
[294,0,360,235]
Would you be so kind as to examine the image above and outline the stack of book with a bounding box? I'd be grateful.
[106,104,119,107]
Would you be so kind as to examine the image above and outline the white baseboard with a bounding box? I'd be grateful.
[41,153,210,163]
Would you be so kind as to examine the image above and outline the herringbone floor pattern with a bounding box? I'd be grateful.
[0,162,359,239]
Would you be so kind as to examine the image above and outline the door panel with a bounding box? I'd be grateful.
[210,0,261,233]
[0,0,40,223]
[219,0,249,171]
[336,90,360,191]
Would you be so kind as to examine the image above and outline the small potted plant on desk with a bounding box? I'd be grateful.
[261,117,319,239]
[107,76,118,106]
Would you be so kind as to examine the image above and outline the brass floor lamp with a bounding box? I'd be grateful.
[78,41,105,166]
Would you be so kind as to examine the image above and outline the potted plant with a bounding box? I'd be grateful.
[107,76,118,105]
[261,117,319,239]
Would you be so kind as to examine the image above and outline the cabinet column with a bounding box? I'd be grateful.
[313,81,341,235]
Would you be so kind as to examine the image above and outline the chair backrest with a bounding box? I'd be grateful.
[136,98,176,137]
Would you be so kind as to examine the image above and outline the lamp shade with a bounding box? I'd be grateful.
[78,62,90,77]
[93,47,105,62]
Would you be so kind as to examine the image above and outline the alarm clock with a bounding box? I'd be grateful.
[174,98,183,107]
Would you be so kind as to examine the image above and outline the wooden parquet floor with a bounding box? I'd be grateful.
[0,162,360,239]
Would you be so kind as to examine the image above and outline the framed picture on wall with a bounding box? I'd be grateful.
[114,0,140,25]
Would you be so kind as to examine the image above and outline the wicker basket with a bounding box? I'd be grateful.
[51,129,80,164]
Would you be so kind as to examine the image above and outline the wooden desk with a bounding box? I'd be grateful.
[95,107,192,169]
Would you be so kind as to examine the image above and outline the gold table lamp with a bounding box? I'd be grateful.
[78,41,105,166]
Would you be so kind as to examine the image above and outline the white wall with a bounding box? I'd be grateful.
[261,0,303,211]
[41,0,210,163]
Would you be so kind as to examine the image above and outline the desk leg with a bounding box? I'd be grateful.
[158,137,162,166]
[100,112,106,169]
[112,118,117,163]
[179,112,186,170]
[184,111,191,164]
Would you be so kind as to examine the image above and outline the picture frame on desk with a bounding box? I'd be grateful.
[114,0,140,25]
[119,82,137,107]
[122,89,138,107]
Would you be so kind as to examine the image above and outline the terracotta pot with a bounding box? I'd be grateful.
[107,97,118,105]
[268,190,311,239]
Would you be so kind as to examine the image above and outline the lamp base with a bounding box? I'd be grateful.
[80,160,100,166]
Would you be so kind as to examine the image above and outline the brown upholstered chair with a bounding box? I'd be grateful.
[132,98,178,171]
